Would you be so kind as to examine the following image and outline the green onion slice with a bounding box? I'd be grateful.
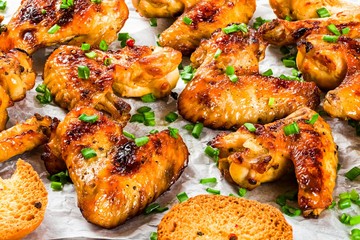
[141,93,156,103]
[282,59,296,68]
[149,232,158,240]
[192,122,203,139]
[81,148,97,159]
[281,205,301,217]
[214,49,222,59]
[137,106,152,113]
[327,24,341,36]
[183,16,193,25]
[78,65,90,79]
[206,188,220,195]
[283,122,300,136]
[228,74,238,83]
[338,198,352,210]
[149,129,159,134]
[350,216,360,226]
[85,51,97,59]
[99,40,108,51]
[81,43,91,51]
[345,167,360,181]
[149,18,157,27]
[305,113,319,125]
[144,202,166,214]
[177,192,189,202]
[168,127,179,139]
[199,177,217,184]
[184,123,194,132]
[130,113,145,123]
[268,97,275,107]
[262,68,273,77]
[104,58,112,66]
[340,213,351,224]
[238,188,247,197]
[342,27,350,35]
[222,23,248,34]
[204,146,219,162]
[78,113,98,123]
[316,7,331,18]
[244,123,256,132]
[51,181,63,191]
[123,130,135,139]
[165,112,178,123]
[135,136,149,147]
[323,35,339,43]
[48,24,60,34]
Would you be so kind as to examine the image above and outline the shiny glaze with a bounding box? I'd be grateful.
[210,107,338,217]
[133,0,201,17]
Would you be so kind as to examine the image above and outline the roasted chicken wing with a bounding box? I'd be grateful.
[178,28,320,129]
[269,0,356,20]
[42,106,189,228]
[44,46,131,124]
[132,0,200,17]
[210,107,338,218]
[45,45,182,99]
[0,114,57,163]
[0,49,36,101]
[0,86,11,131]
[158,0,256,55]
[0,0,128,54]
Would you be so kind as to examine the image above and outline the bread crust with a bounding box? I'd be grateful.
[158,194,293,240]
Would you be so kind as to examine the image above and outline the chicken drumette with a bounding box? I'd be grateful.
[42,106,189,228]
[210,107,338,218]
[0,0,128,54]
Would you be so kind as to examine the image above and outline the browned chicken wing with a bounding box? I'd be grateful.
[0,49,36,101]
[44,45,181,100]
[0,0,128,54]
[0,114,57,163]
[42,106,189,228]
[210,107,338,218]
[132,0,200,17]
[178,28,320,129]
[44,46,131,124]
[158,0,256,55]
[269,0,356,20]
[0,86,11,131]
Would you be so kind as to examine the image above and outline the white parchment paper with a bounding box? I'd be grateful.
[1,0,360,239]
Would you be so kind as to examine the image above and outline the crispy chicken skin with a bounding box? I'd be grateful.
[158,0,256,55]
[0,114,57,163]
[0,0,128,54]
[44,45,181,99]
[132,0,200,17]
[42,107,189,228]
[0,49,36,101]
[0,86,11,131]
[178,28,320,129]
[210,107,338,218]
[44,46,131,124]
[259,9,360,47]
[323,38,360,120]
[269,0,355,20]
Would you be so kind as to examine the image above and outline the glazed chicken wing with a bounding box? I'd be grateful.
[178,28,320,129]
[132,0,200,17]
[269,0,356,20]
[0,49,36,101]
[42,106,189,228]
[0,86,11,131]
[44,46,131,124]
[210,107,338,218]
[158,0,256,55]
[0,114,57,163]
[0,0,128,54]
[45,45,181,99]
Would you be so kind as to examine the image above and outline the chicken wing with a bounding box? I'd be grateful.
[0,0,128,54]
[44,46,131,124]
[178,28,320,129]
[132,0,200,17]
[42,106,189,228]
[0,86,11,131]
[269,0,356,20]
[158,0,256,55]
[0,114,57,163]
[0,49,36,101]
[44,45,181,100]
[210,107,338,218]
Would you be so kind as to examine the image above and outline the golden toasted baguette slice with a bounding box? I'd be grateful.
[0,159,48,240]
[157,194,293,240]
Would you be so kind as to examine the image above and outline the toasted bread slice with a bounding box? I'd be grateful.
[158,194,292,240]
[0,159,48,240]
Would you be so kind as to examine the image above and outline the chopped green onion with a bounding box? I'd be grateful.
[49,170,71,185]
[60,3,70,9]
[228,74,238,83]
[351,189,360,202]
[283,122,300,136]
[48,24,60,34]
[67,0,74,6]
[145,202,160,214]
[342,27,350,35]
[123,130,135,139]
[268,97,275,107]
[78,65,90,79]
[345,167,360,181]
[118,32,132,48]
[81,148,97,159]
[350,216,360,226]
[91,0,102,3]
[104,58,112,66]
[130,113,145,123]
[149,232,158,240]
[135,136,149,147]
[238,188,247,197]
[306,113,319,125]
[137,106,152,113]
[351,229,360,239]
[41,9,47,14]
[281,205,301,217]
[200,177,217,184]
[252,17,270,30]
[0,1,7,10]
[144,111,155,121]
[338,198,352,209]
[141,93,156,103]
[180,65,196,83]
[285,15,292,21]
[149,129,159,134]
[191,122,203,139]
[244,123,256,132]
[262,69,273,77]
[327,24,341,36]
[149,18,157,27]
[78,113,98,123]
[229,193,237,197]
[81,43,91,51]
[35,84,47,93]
[204,146,220,162]
[165,112,178,123]
[85,51,97,59]
[99,40,108,51]
[206,188,220,195]
[323,35,339,43]
[35,84,52,104]
[327,201,336,209]
[183,16,193,25]
[282,59,296,68]
[177,192,189,202]
[222,23,248,34]
[214,49,222,59]
[226,66,235,75]
[316,7,331,18]
[340,213,351,224]
[168,127,179,139]
[51,181,63,191]
[339,192,351,200]
[279,74,302,81]
[144,120,155,127]
[184,123,194,131]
